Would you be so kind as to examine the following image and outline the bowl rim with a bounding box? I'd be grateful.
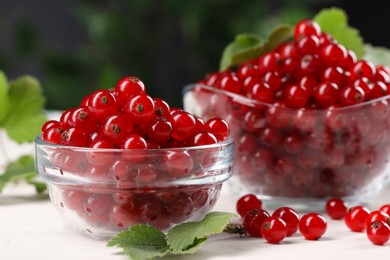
[34,134,235,152]
[183,83,390,113]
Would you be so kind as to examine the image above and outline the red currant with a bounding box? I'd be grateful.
[325,198,348,220]
[272,206,300,236]
[236,193,262,217]
[366,221,390,245]
[261,217,288,244]
[344,206,371,232]
[299,213,327,240]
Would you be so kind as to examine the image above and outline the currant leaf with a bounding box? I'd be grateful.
[0,155,36,192]
[314,7,364,58]
[363,44,390,67]
[1,75,47,143]
[219,24,292,71]
[219,33,263,71]
[107,224,170,260]
[166,211,237,253]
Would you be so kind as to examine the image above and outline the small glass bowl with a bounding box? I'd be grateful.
[34,135,234,238]
[183,84,390,210]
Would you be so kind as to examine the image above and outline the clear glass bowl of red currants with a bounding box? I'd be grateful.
[183,83,390,209]
[35,135,234,237]
[184,18,390,210]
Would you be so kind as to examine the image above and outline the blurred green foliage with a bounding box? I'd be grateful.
[0,0,332,110]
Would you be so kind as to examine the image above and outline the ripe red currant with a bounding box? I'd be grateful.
[325,198,348,220]
[236,193,262,217]
[344,206,370,232]
[299,213,327,240]
[272,206,300,236]
[366,221,390,245]
[261,217,288,244]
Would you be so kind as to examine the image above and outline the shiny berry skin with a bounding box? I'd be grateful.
[344,206,370,232]
[169,111,197,141]
[284,84,309,108]
[320,43,348,67]
[100,113,133,145]
[218,72,242,94]
[351,60,376,79]
[299,213,327,240]
[42,123,66,144]
[60,126,87,147]
[261,217,288,244]
[115,76,145,105]
[293,19,321,40]
[325,198,348,220]
[379,204,390,216]
[88,89,119,120]
[314,82,339,108]
[68,106,99,134]
[163,151,193,177]
[145,117,173,144]
[247,82,273,104]
[339,85,365,106]
[365,210,390,229]
[236,193,262,217]
[204,117,230,142]
[153,98,171,118]
[366,221,390,245]
[124,93,155,126]
[243,208,270,237]
[186,131,218,146]
[272,207,300,236]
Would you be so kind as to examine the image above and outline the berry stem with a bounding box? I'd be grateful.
[223,218,247,237]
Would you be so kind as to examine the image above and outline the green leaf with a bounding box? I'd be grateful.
[314,7,364,58]
[0,155,36,192]
[219,24,292,71]
[107,225,170,260]
[219,33,263,71]
[363,44,390,67]
[166,211,237,253]
[2,75,47,143]
[0,71,9,124]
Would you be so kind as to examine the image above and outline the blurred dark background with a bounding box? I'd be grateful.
[0,0,388,110]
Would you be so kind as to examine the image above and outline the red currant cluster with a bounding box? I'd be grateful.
[187,18,390,199]
[235,193,390,245]
[42,76,230,148]
[236,193,326,243]
[38,76,232,234]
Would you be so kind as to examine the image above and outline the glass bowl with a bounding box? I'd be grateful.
[183,84,390,210]
[34,135,234,238]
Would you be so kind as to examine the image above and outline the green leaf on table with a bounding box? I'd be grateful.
[0,73,47,143]
[0,155,36,192]
[219,24,292,71]
[314,7,364,58]
[362,44,390,67]
[107,224,170,260]
[166,211,238,253]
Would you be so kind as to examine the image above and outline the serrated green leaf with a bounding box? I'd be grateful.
[107,225,169,260]
[2,75,47,143]
[166,211,237,253]
[0,155,35,192]
[314,7,364,58]
[363,44,390,67]
[219,25,292,71]
[0,71,9,124]
[219,33,263,71]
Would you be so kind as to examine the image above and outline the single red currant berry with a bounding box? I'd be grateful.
[218,71,242,94]
[344,206,371,232]
[320,43,348,67]
[124,93,156,126]
[145,117,173,144]
[42,124,66,144]
[261,217,288,244]
[42,120,61,132]
[365,210,390,229]
[186,131,218,146]
[60,108,74,124]
[88,89,119,120]
[258,52,282,75]
[236,193,262,217]
[100,113,133,145]
[60,126,87,147]
[299,213,327,240]
[369,81,388,99]
[366,221,390,245]
[86,139,115,166]
[243,208,270,237]
[314,82,340,108]
[284,84,309,108]
[325,198,348,220]
[68,106,99,134]
[272,207,300,236]
[153,98,171,118]
[247,82,274,104]
[262,71,282,91]
[379,204,390,216]
[351,60,377,80]
[115,76,145,105]
[339,85,365,107]
[295,34,320,55]
[163,151,193,177]
[293,19,321,40]
[169,111,197,141]
[204,117,230,142]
